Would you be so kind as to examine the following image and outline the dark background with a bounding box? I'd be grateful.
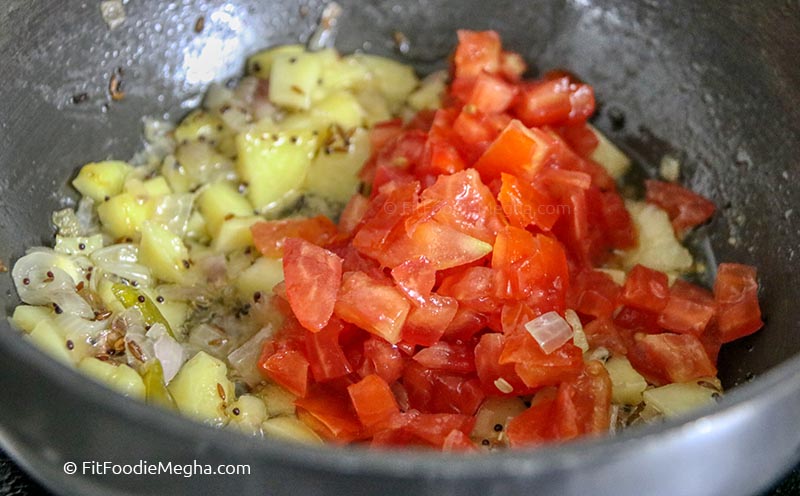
[2,450,799,496]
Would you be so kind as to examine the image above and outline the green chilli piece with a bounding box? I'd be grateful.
[143,359,177,410]
[110,283,176,339]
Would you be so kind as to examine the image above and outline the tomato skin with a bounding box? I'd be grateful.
[334,271,411,344]
[619,264,670,314]
[657,279,716,336]
[251,216,338,257]
[474,120,552,182]
[258,348,310,398]
[348,374,400,429]
[304,320,353,382]
[645,180,716,236]
[283,238,343,332]
[631,333,717,385]
[713,263,763,342]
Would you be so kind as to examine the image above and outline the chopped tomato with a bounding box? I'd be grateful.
[358,336,405,384]
[498,172,560,231]
[567,269,621,319]
[613,305,661,334]
[474,332,534,396]
[512,77,595,127]
[258,348,309,398]
[619,264,670,314]
[391,255,436,303]
[559,123,599,158]
[556,361,612,437]
[645,180,716,236]
[438,266,498,314]
[583,316,628,356]
[304,320,353,382]
[474,121,552,182]
[334,271,411,344]
[499,331,584,388]
[282,238,343,332]
[402,294,459,346]
[499,50,527,82]
[338,194,370,236]
[467,72,517,115]
[453,30,502,80]
[657,279,716,336]
[442,429,477,451]
[251,216,338,257]
[348,374,400,428]
[713,263,763,342]
[507,388,558,447]
[413,341,475,374]
[295,388,363,443]
[492,226,569,301]
[631,333,717,385]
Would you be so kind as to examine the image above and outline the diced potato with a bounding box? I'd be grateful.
[589,125,631,180]
[168,351,235,426]
[11,305,54,333]
[257,383,297,418]
[621,201,693,273]
[236,257,284,300]
[78,357,146,399]
[27,320,72,364]
[72,160,131,202]
[236,127,317,212]
[185,211,208,242]
[138,221,189,284]
[197,182,254,237]
[643,382,719,417]
[471,397,527,447]
[54,234,104,256]
[227,394,268,434]
[161,155,192,194]
[304,128,370,203]
[319,53,370,93]
[97,278,126,314]
[247,44,305,78]
[310,91,365,130]
[268,52,323,110]
[97,192,154,240]
[407,70,447,111]
[604,356,648,405]
[354,54,419,109]
[261,416,323,445]
[211,216,260,253]
[174,109,226,143]
[175,141,233,191]
[123,176,171,199]
[155,300,189,332]
[354,89,392,127]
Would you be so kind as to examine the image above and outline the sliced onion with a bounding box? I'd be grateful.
[524,311,573,355]
[75,197,99,235]
[148,324,185,384]
[227,325,274,387]
[90,244,139,265]
[565,309,589,353]
[203,83,234,112]
[307,2,342,51]
[152,194,193,237]
[12,251,93,318]
[188,323,231,357]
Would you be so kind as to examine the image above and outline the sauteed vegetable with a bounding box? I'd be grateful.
[9,28,762,450]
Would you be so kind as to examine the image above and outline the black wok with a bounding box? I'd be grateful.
[0,1,799,495]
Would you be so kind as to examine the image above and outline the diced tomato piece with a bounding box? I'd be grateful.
[304,320,352,382]
[467,72,517,114]
[555,361,612,437]
[499,331,584,388]
[512,77,595,127]
[258,348,310,398]
[334,271,411,344]
[391,255,436,303]
[474,332,535,396]
[442,306,487,342]
[658,279,716,336]
[619,264,670,313]
[453,30,502,80]
[645,180,716,236]
[338,194,370,236]
[713,263,763,342]
[583,316,628,356]
[348,374,400,428]
[538,167,593,191]
[402,361,436,412]
[428,375,486,416]
[358,336,405,384]
[492,226,569,301]
[474,120,552,182]
[402,294,459,346]
[408,412,477,448]
[383,219,494,271]
[631,333,717,385]
[442,429,477,451]
[499,50,527,82]
[369,118,404,150]
[295,388,363,443]
[418,137,466,178]
[251,216,338,257]
[613,305,662,334]
[413,341,475,374]
[283,238,343,332]
[498,172,560,231]
[352,181,419,260]
[438,266,499,314]
[567,269,621,319]
[599,191,637,249]
[559,123,599,158]
[421,169,505,244]
[374,130,428,173]
[507,388,558,447]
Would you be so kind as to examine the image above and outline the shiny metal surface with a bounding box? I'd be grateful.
[0,1,798,495]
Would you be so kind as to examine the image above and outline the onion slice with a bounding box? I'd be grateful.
[524,311,573,354]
